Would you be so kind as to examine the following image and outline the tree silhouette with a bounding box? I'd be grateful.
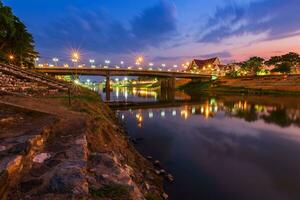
[0,1,38,68]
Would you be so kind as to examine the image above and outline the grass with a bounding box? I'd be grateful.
[89,184,130,199]
[179,81,300,96]
[145,193,163,200]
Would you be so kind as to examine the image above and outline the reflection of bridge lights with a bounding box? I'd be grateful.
[121,114,125,120]
[172,110,177,116]
[138,67,143,70]
[115,66,120,69]
[214,106,218,112]
[167,69,171,72]
[161,111,165,117]
[192,107,196,114]
[128,66,132,69]
[104,66,108,69]
[201,106,204,113]
[124,89,128,99]
[132,88,137,95]
[181,110,188,119]
[74,80,80,85]
[158,68,162,71]
[148,68,153,71]
[149,112,153,118]
[149,63,154,67]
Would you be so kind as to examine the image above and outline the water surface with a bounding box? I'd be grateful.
[102,88,300,200]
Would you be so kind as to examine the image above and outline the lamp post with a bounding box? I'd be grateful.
[89,59,95,68]
[52,57,59,66]
[71,51,80,67]
[8,54,14,64]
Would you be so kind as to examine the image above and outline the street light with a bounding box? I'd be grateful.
[89,59,95,68]
[71,51,80,67]
[104,60,111,68]
[52,57,59,66]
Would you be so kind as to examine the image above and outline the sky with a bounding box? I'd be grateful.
[3,0,300,66]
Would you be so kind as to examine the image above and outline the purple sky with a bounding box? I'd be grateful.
[3,0,300,67]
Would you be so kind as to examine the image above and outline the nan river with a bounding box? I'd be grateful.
[99,87,300,200]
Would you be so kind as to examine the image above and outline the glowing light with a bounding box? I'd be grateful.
[120,61,124,65]
[128,66,132,69]
[172,110,176,116]
[149,112,153,118]
[173,65,178,68]
[105,60,111,64]
[162,64,166,67]
[124,77,128,81]
[192,107,196,114]
[138,67,143,70]
[72,51,80,60]
[8,54,14,60]
[161,111,165,117]
[149,63,154,66]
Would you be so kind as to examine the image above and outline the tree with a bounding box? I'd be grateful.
[271,62,292,74]
[265,52,300,74]
[240,56,265,75]
[0,1,38,68]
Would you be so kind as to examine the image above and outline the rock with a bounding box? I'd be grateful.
[154,160,160,166]
[146,156,152,160]
[166,174,174,183]
[0,145,6,152]
[33,153,51,163]
[145,182,150,190]
[162,193,169,199]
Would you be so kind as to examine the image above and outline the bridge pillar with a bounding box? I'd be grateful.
[105,75,110,101]
[160,77,175,101]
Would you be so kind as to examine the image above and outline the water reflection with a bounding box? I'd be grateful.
[117,98,300,128]
[115,93,300,200]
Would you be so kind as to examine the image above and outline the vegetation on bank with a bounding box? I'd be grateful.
[228,52,300,77]
[0,1,38,68]
[179,80,300,95]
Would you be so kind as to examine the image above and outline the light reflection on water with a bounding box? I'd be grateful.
[106,88,300,200]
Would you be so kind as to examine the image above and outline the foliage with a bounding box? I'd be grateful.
[271,62,292,74]
[265,52,300,74]
[240,56,265,75]
[0,1,38,68]
[146,193,163,200]
[89,184,130,199]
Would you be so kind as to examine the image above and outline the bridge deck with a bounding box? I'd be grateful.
[34,67,212,79]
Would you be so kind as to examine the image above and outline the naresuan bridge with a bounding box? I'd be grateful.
[34,67,212,101]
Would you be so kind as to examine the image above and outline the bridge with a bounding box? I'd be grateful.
[34,67,212,101]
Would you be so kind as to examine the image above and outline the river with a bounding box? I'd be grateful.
[100,87,300,200]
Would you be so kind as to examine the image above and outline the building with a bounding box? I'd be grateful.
[187,57,230,76]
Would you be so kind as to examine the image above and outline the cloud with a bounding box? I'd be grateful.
[153,51,232,62]
[38,0,177,55]
[198,0,300,43]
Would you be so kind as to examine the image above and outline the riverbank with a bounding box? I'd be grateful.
[0,88,165,199]
[179,75,300,95]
